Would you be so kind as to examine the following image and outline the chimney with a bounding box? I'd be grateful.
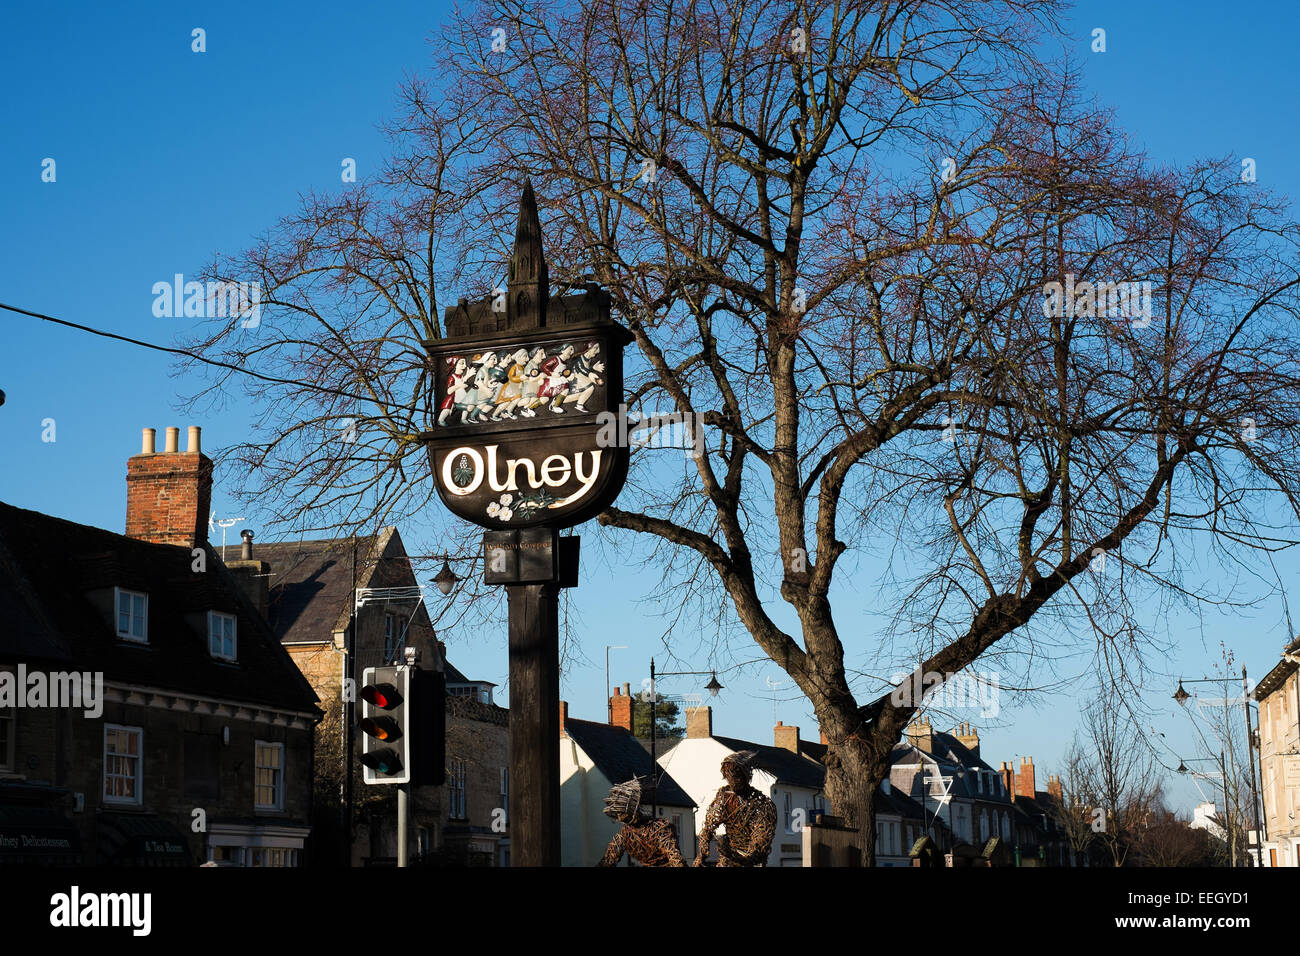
[559,701,568,736]
[126,425,213,548]
[1047,773,1062,800]
[1016,756,1036,799]
[225,529,270,619]
[774,721,800,753]
[905,719,933,754]
[609,685,633,732]
[956,722,980,757]
[686,705,712,739]
[1000,761,1015,799]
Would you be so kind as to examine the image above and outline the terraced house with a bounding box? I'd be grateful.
[0,426,320,865]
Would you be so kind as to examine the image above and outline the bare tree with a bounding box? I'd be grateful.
[183,0,1300,863]
[1071,694,1163,866]
[1133,798,1218,867]
[1052,740,1099,866]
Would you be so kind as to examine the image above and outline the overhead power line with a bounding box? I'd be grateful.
[0,300,419,414]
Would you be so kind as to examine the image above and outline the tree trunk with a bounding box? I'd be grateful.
[818,707,896,867]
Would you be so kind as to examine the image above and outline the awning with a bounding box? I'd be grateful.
[98,813,193,866]
[0,805,83,864]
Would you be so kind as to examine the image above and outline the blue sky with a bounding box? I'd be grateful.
[2,0,1297,813]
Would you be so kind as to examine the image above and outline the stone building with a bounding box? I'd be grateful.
[0,425,320,865]
[251,527,510,865]
[1254,636,1300,867]
[246,526,443,865]
[443,663,510,866]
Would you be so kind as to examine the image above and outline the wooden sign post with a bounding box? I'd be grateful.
[421,183,631,866]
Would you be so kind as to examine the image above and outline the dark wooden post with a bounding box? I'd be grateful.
[421,184,629,867]
[507,583,561,866]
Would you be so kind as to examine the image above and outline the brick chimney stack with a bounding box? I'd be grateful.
[559,701,569,736]
[1047,774,1062,800]
[774,721,800,753]
[1015,755,1036,799]
[955,721,980,757]
[685,705,712,739]
[1000,761,1015,799]
[609,685,633,732]
[126,425,213,548]
[226,529,270,619]
[905,719,933,754]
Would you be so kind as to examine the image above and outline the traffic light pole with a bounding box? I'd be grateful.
[507,582,562,867]
[397,781,409,868]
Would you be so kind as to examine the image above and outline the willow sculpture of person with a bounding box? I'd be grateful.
[693,751,777,867]
[596,777,688,867]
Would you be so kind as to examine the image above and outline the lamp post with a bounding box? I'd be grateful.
[1174,672,1261,865]
[646,658,722,818]
[1177,753,1232,864]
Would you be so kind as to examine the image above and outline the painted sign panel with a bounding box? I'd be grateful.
[434,335,610,431]
[422,184,632,530]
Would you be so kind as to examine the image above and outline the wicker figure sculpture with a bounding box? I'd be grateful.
[596,776,687,867]
[693,751,777,867]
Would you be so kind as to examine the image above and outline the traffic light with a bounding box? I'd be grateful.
[359,666,410,785]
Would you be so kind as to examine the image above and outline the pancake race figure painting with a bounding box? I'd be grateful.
[437,341,605,426]
[596,777,688,868]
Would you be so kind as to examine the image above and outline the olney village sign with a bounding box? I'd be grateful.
[421,183,632,530]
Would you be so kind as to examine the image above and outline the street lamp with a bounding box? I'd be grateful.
[1176,752,1233,864]
[432,560,459,595]
[1171,670,1262,866]
[646,658,723,817]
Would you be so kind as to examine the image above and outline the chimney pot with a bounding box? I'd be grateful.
[613,686,621,697]
[240,529,253,560]
[560,701,568,735]
[622,682,630,697]
[187,425,202,454]
[126,423,212,548]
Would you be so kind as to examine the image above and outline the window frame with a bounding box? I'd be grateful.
[103,723,144,805]
[115,587,148,643]
[383,612,403,663]
[254,740,285,811]
[208,611,238,661]
[499,767,509,817]
[449,758,467,820]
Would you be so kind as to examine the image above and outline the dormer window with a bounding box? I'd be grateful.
[116,588,148,642]
[208,612,237,661]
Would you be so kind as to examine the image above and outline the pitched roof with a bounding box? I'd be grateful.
[256,535,378,644]
[563,717,695,808]
[0,502,319,714]
[875,785,927,821]
[713,735,827,790]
